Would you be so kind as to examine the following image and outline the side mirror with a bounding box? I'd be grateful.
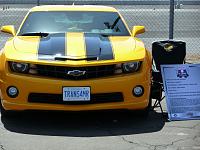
[1,25,16,36]
[132,26,145,37]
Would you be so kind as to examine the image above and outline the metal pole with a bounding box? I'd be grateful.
[169,0,175,39]
[37,0,40,6]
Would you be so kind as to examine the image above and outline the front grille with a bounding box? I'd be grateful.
[28,92,124,105]
[36,64,115,80]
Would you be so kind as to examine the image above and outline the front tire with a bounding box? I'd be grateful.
[129,98,152,118]
[0,100,16,117]
[138,98,152,118]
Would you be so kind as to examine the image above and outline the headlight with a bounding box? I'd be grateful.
[10,62,29,73]
[114,62,141,74]
[122,62,141,73]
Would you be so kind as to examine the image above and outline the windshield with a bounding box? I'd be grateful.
[18,11,130,36]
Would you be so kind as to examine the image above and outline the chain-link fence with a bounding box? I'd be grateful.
[173,5,200,62]
[0,0,199,62]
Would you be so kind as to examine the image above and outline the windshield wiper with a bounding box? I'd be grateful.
[99,33,110,37]
[19,32,49,37]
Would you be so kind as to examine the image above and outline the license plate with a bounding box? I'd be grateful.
[63,87,90,101]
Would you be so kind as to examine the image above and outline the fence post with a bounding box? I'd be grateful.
[169,0,175,39]
[37,0,40,6]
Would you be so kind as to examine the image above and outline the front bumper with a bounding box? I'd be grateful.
[0,68,151,111]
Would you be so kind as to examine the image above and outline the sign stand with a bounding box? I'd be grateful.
[161,64,200,121]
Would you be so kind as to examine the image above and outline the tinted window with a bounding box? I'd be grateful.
[19,11,130,36]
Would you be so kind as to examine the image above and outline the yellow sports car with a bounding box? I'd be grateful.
[0,5,152,117]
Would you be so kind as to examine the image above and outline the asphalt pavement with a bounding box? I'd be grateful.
[0,99,200,150]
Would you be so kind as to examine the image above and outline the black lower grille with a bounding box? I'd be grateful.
[28,92,124,105]
[36,64,115,80]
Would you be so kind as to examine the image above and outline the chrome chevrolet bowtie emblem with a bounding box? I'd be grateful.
[67,70,86,77]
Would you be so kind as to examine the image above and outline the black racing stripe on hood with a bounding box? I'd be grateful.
[84,33,114,60]
[38,33,66,58]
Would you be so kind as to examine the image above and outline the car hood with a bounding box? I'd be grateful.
[9,32,145,64]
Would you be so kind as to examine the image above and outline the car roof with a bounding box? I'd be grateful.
[30,5,118,12]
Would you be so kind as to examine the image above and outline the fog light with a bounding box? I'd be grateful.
[133,86,144,97]
[7,86,19,98]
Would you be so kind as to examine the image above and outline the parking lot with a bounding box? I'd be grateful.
[0,4,200,150]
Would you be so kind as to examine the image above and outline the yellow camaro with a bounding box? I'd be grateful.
[0,5,152,117]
